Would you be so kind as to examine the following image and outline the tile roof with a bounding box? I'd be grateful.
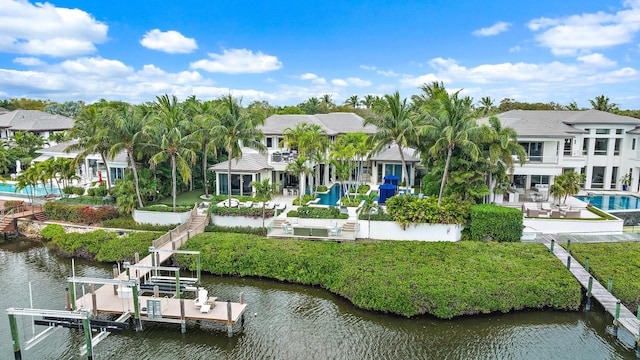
[209,151,272,173]
[478,109,640,138]
[260,112,376,136]
[0,110,75,131]
[36,140,128,163]
[369,144,420,162]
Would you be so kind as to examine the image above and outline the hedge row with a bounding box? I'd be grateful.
[293,206,348,219]
[209,206,274,218]
[470,204,523,242]
[204,224,267,236]
[385,195,471,226]
[40,224,163,262]
[178,234,581,318]
[44,202,119,224]
[101,216,177,232]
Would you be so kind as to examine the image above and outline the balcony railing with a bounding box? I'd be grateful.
[270,151,299,163]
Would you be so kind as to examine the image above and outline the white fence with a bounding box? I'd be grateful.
[133,208,191,225]
[357,221,463,241]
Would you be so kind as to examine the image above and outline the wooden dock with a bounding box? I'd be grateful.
[540,234,640,343]
[72,211,247,332]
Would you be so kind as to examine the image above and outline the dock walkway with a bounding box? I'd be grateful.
[540,234,640,341]
[74,212,247,327]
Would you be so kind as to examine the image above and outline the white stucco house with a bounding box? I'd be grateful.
[0,110,74,143]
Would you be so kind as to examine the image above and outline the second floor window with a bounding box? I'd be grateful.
[594,138,608,155]
[519,142,543,162]
[564,138,572,156]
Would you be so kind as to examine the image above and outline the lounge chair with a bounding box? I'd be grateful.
[550,210,562,218]
[243,201,253,208]
[275,203,286,211]
[281,223,293,234]
[194,288,209,308]
[564,210,581,218]
[265,202,276,209]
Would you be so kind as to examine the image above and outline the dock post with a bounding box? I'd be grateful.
[68,281,76,311]
[197,254,201,285]
[187,230,190,240]
[82,317,93,360]
[566,256,571,269]
[614,300,621,336]
[175,269,181,299]
[586,277,593,311]
[227,301,233,337]
[13,217,18,238]
[567,239,571,254]
[90,284,97,317]
[180,299,186,334]
[8,314,22,360]
[637,304,640,320]
[240,292,244,305]
[608,277,613,292]
[134,252,139,264]
[550,239,555,253]
[154,285,159,298]
[585,257,590,273]
[132,285,142,331]
[240,292,245,327]
[112,265,119,295]
[65,287,71,311]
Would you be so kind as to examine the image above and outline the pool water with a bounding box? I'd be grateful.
[574,194,640,211]
[317,183,342,205]
[0,182,60,197]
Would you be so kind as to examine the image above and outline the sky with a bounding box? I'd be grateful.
[1,0,640,109]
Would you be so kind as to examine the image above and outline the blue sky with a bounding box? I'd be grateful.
[1,0,640,108]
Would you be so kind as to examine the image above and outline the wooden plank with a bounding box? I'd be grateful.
[540,234,640,339]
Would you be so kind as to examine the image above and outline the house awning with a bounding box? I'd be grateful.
[31,154,52,163]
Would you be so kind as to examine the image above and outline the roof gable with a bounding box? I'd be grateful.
[0,110,75,131]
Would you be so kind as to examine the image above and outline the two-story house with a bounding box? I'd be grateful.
[487,110,640,192]
[209,112,421,196]
[0,110,74,143]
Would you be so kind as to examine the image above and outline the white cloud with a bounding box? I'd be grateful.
[59,57,132,76]
[527,1,640,55]
[577,53,617,67]
[13,57,45,66]
[472,22,511,36]
[400,73,447,87]
[360,65,399,77]
[346,77,372,86]
[297,72,326,84]
[140,29,197,54]
[0,0,107,57]
[190,48,282,74]
[509,46,521,53]
[331,79,348,86]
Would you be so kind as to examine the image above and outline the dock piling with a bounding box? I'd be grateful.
[68,282,76,311]
[8,314,21,360]
[65,287,71,311]
[614,300,621,336]
[227,301,233,337]
[586,277,593,311]
[566,256,571,269]
[154,285,159,298]
[585,257,590,273]
[90,284,97,317]
[82,317,93,360]
[112,265,118,295]
[549,239,555,253]
[132,285,142,331]
[608,277,613,292]
[180,299,186,333]
[567,239,571,253]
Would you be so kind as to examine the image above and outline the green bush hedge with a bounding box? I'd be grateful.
[40,224,162,262]
[292,194,316,205]
[43,202,119,224]
[385,195,471,227]
[56,196,115,205]
[178,234,581,318]
[297,206,348,219]
[358,208,394,221]
[357,185,370,194]
[141,205,193,213]
[63,186,85,196]
[4,200,24,212]
[101,216,177,231]
[209,206,273,218]
[204,224,267,236]
[470,204,523,242]
[316,185,328,192]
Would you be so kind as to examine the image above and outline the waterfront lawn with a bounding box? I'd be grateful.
[569,242,640,311]
[179,234,581,318]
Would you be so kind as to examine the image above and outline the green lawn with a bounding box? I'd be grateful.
[154,189,207,206]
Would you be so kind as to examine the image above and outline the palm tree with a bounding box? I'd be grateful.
[421,89,481,206]
[344,95,360,108]
[550,171,585,205]
[211,95,266,207]
[357,192,378,240]
[364,91,416,186]
[482,116,526,203]
[286,156,312,205]
[56,157,79,189]
[67,105,113,189]
[188,100,221,198]
[249,178,280,227]
[15,165,39,202]
[146,94,198,212]
[589,95,618,112]
[108,105,146,208]
[320,94,334,113]
[478,96,495,116]
[360,95,376,109]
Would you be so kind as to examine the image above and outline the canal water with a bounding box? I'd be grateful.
[0,241,636,359]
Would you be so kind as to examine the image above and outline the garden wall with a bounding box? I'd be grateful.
[524,218,623,234]
[357,221,463,241]
[211,215,268,228]
[133,209,191,225]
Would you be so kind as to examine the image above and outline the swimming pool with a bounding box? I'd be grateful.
[574,194,640,211]
[316,183,342,206]
[0,182,60,197]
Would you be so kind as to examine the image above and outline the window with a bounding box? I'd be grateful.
[530,175,549,187]
[563,138,572,156]
[266,138,273,148]
[277,137,284,147]
[614,138,621,155]
[633,138,637,151]
[519,142,543,162]
[596,129,610,134]
[592,167,605,189]
[594,138,608,155]
[616,129,623,135]
[611,167,618,189]
[582,138,590,155]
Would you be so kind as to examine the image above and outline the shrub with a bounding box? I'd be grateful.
[286,210,299,217]
[209,206,273,218]
[357,185,370,194]
[358,208,394,221]
[43,202,119,224]
[385,195,471,227]
[204,224,267,236]
[292,194,316,205]
[63,186,85,196]
[141,205,192,213]
[4,200,24,212]
[470,204,523,242]
[296,206,348,219]
[340,196,361,207]
[102,216,176,231]
[316,185,328,192]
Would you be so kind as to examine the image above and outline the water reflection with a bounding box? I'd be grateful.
[0,243,635,360]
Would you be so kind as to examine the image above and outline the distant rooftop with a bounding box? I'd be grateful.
[0,110,74,131]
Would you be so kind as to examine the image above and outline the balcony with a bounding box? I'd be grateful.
[270,151,299,163]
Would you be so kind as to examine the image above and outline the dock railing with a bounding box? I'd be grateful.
[152,204,199,249]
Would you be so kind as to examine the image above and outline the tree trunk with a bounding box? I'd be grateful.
[171,154,177,212]
[398,145,408,187]
[438,146,453,206]
[487,171,493,204]
[100,151,112,189]
[203,143,209,196]
[129,149,144,208]
[227,152,232,207]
